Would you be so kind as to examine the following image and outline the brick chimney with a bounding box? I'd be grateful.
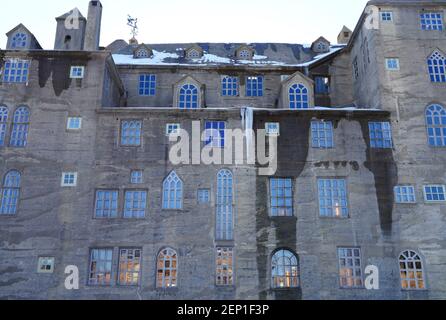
[84,1,102,51]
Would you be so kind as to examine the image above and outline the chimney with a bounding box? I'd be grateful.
[84,1,102,51]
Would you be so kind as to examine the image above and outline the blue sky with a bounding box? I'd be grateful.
[1,0,369,49]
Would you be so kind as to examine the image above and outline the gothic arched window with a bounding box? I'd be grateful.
[0,170,21,215]
[10,106,30,147]
[178,84,199,109]
[157,248,178,288]
[427,50,446,83]
[289,84,309,109]
[271,249,299,289]
[162,171,183,210]
[426,104,446,147]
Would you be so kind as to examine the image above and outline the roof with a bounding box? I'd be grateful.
[5,24,42,49]
[109,42,345,67]
[56,8,86,21]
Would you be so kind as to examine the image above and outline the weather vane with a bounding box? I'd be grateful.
[127,15,138,38]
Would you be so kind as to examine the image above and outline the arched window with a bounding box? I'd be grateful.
[178,84,199,109]
[399,250,426,290]
[187,49,201,59]
[156,248,178,288]
[162,171,183,209]
[0,170,21,215]
[0,106,8,147]
[238,49,251,60]
[289,84,309,109]
[10,106,30,147]
[427,50,446,83]
[216,169,234,240]
[11,33,27,49]
[135,49,149,58]
[426,104,446,147]
[271,249,299,289]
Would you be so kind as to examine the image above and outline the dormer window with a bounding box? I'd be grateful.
[239,49,251,60]
[236,45,254,60]
[135,48,150,58]
[187,49,201,59]
[316,42,327,52]
[133,44,153,59]
[11,33,27,49]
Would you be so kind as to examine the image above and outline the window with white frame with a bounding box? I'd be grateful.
[420,12,444,30]
[162,171,183,210]
[88,248,113,286]
[266,123,280,136]
[157,248,178,288]
[289,83,309,109]
[0,170,21,215]
[394,186,416,204]
[216,247,234,286]
[426,104,446,147]
[246,76,263,97]
[130,170,143,184]
[67,117,82,130]
[2,59,30,83]
[318,178,349,218]
[423,185,446,202]
[120,120,142,146]
[11,33,27,49]
[166,123,180,136]
[70,66,85,79]
[94,190,119,218]
[0,106,8,147]
[198,189,210,204]
[271,249,299,289]
[118,248,142,286]
[37,257,55,274]
[386,58,400,70]
[311,121,334,148]
[427,50,446,83]
[381,11,393,22]
[216,169,234,240]
[270,178,293,217]
[369,122,393,148]
[61,172,78,187]
[338,247,363,288]
[178,84,199,109]
[399,250,426,290]
[205,121,225,148]
[221,76,238,96]
[139,74,156,96]
[123,190,147,218]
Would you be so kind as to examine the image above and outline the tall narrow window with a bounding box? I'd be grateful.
[289,84,309,109]
[246,76,263,97]
[311,121,334,148]
[427,51,446,83]
[314,77,329,94]
[123,190,147,218]
[94,190,119,218]
[0,106,8,147]
[221,76,238,96]
[399,250,426,290]
[338,247,363,288]
[0,170,21,215]
[420,12,443,30]
[216,247,234,286]
[216,169,234,240]
[205,121,225,148]
[178,84,199,109]
[369,122,393,148]
[271,249,299,289]
[318,179,349,218]
[88,248,113,286]
[157,248,178,288]
[139,74,156,96]
[10,106,30,147]
[270,178,293,217]
[2,59,30,83]
[118,248,142,286]
[162,171,183,210]
[120,120,142,146]
[11,33,27,48]
[426,104,446,147]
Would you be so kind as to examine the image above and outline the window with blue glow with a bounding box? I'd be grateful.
[2,59,29,83]
[386,58,400,70]
[166,123,180,136]
[94,190,119,218]
[421,12,443,30]
[70,66,84,79]
[121,120,142,146]
[394,186,416,204]
[130,171,143,184]
[315,77,329,94]
[205,121,225,148]
[246,76,263,97]
[427,51,446,83]
[178,84,199,109]
[270,178,293,217]
[11,33,27,48]
[10,106,30,148]
[424,185,446,202]
[426,104,446,147]
[124,190,147,218]
[311,121,334,148]
[216,169,233,240]
[162,171,183,210]
[221,76,238,96]
[0,106,8,147]
[289,84,309,109]
[139,74,156,96]
[369,122,393,148]
[381,11,393,21]
[0,170,21,215]
[318,179,348,218]
[67,117,82,130]
[198,189,210,204]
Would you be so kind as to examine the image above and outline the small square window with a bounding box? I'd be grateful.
[394,186,416,204]
[266,123,280,136]
[67,117,82,130]
[312,121,334,149]
[130,171,143,184]
[369,122,393,149]
[38,257,55,274]
[424,185,446,202]
[381,11,393,22]
[386,58,400,70]
[61,172,78,187]
[166,123,180,136]
[70,66,85,79]
[198,189,210,204]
